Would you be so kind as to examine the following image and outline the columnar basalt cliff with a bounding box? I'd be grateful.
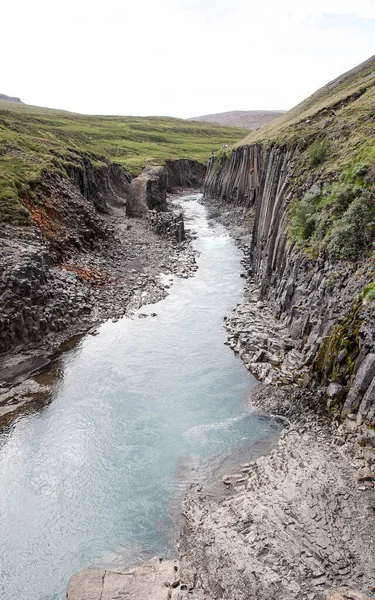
[166,159,206,189]
[66,156,131,212]
[204,56,375,426]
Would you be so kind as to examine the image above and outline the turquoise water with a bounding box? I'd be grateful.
[0,195,280,600]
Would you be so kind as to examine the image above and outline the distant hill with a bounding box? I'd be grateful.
[188,110,286,130]
[0,93,23,104]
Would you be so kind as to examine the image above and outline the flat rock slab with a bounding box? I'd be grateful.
[326,589,369,600]
[67,559,184,600]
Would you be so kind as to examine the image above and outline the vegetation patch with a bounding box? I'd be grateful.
[314,298,363,396]
[308,137,330,166]
[289,162,375,260]
[363,282,375,303]
[315,280,375,409]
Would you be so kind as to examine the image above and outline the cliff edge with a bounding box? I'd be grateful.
[204,54,375,426]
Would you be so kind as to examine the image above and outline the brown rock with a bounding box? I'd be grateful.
[326,588,368,600]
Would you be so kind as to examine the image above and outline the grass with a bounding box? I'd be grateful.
[219,54,375,262]
[0,102,247,224]
[229,55,375,195]
[237,55,375,151]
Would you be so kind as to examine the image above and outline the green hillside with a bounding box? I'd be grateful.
[0,102,247,224]
[231,55,375,260]
[238,54,375,156]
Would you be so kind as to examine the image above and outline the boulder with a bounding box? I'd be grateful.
[127,166,168,217]
[342,354,375,416]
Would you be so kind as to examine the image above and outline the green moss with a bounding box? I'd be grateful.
[315,281,375,405]
[325,270,341,290]
[315,299,363,396]
[363,282,375,303]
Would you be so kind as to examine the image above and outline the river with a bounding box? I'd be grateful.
[0,194,281,600]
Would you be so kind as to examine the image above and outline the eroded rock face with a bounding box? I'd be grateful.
[150,211,185,243]
[343,354,375,418]
[166,159,206,189]
[66,156,131,213]
[0,231,93,354]
[127,166,168,217]
[204,145,375,424]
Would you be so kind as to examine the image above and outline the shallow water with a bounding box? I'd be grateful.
[0,194,281,600]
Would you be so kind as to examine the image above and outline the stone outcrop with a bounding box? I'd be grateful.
[66,155,131,213]
[150,210,185,243]
[204,144,375,424]
[166,159,206,189]
[0,230,92,354]
[66,558,205,600]
[127,166,168,217]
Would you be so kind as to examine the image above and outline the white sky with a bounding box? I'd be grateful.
[2,0,375,118]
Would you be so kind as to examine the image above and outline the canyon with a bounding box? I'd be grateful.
[1,55,375,600]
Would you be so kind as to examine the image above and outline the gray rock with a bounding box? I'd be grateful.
[355,466,374,482]
[327,383,344,399]
[127,166,168,217]
[343,355,375,416]
[66,559,183,600]
[179,387,375,599]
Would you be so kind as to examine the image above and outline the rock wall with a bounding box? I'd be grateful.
[0,230,92,354]
[166,159,206,189]
[66,156,131,213]
[0,157,128,356]
[126,165,168,217]
[205,145,375,424]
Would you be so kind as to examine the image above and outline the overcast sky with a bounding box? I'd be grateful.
[3,0,375,118]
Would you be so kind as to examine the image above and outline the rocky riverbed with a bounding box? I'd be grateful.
[0,192,198,426]
[179,385,375,600]
[65,385,375,600]
[63,197,375,600]
[207,198,308,385]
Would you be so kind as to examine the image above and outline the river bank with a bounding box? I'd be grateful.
[179,385,375,600]
[0,191,198,426]
[65,390,375,600]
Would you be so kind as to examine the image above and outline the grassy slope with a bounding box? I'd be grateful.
[0,102,247,224]
[222,55,375,261]
[236,54,375,173]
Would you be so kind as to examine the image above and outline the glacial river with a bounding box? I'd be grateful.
[0,194,281,600]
